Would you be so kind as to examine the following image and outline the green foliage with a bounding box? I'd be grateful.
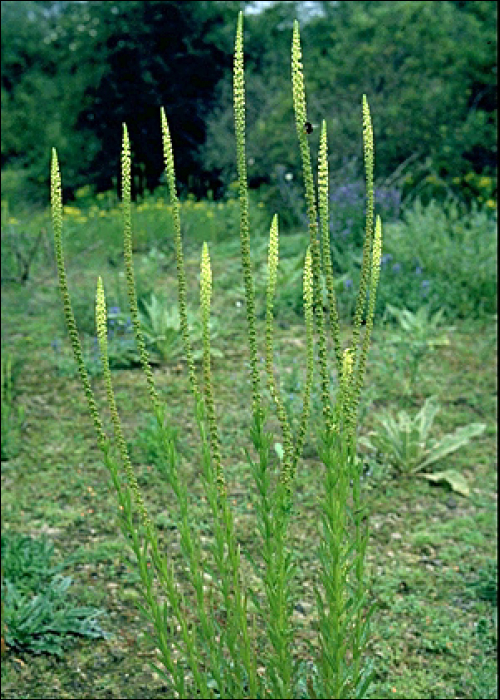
[1,1,105,204]
[105,306,141,369]
[378,199,497,319]
[463,614,498,699]
[138,293,183,363]
[264,195,496,325]
[138,293,222,365]
[402,169,498,209]
[1,355,24,461]
[332,198,497,323]
[132,416,180,473]
[1,535,64,596]
[466,560,498,605]
[450,171,497,209]
[2,0,241,199]
[1,533,108,657]
[359,396,486,495]
[261,248,310,319]
[0,207,53,284]
[112,189,270,252]
[51,337,103,378]
[382,304,454,393]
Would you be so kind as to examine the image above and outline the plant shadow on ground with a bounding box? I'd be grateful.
[1,229,497,699]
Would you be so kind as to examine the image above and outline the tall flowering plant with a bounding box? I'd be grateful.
[51,13,382,699]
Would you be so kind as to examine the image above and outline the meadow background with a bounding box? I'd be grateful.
[1,1,497,698]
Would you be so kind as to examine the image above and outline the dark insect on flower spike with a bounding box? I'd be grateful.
[303,121,313,135]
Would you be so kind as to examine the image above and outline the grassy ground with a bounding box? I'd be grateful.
[1,215,497,699]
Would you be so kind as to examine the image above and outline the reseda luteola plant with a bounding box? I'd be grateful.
[51,13,382,699]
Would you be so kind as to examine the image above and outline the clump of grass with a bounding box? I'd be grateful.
[51,13,382,698]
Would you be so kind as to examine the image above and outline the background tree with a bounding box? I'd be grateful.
[203,2,496,193]
[2,0,241,202]
[1,0,497,208]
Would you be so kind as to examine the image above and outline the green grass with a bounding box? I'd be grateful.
[1,193,497,699]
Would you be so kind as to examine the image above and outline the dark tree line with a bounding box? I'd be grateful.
[1,1,496,205]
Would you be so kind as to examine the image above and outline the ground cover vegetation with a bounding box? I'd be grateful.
[1,2,497,699]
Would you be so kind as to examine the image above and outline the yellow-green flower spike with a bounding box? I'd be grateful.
[341,347,354,414]
[161,108,200,403]
[121,125,161,417]
[95,277,106,344]
[291,21,317,262]
[291,21,307,134]
[349,215,382,440]
[359,215,382,367]
[292,20,332,431]
[267,214,279,303]
[371,215,383,298]
[51,149,107,449]
[352,95,375,356]
[201,242,212,322]
[200,243,225,496]
[96,277,151,529]
[318,120,343,381]
[291,246,314,481]
[234,11,262,418]
[265,215,294,475]
[265,214,279,394]
[362,94,375,231]
[51,149,63,234]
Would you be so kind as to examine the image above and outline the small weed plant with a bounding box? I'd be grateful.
[51,14,382,698]
[138,293,222,365]
[1,533,107,657]
[359,395,485,496]
[138,293,184,363]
